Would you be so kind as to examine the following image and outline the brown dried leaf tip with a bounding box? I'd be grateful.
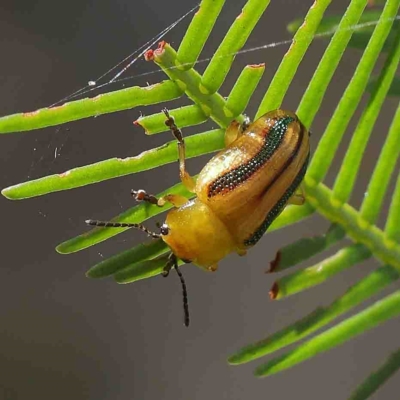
[144,41,167,61]
[268,251,281,273]
[269,282,278,300]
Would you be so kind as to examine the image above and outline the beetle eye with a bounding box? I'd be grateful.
[160,224,169,236]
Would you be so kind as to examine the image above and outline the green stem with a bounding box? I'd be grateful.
[304,181,400,270]
[150,43,244,127]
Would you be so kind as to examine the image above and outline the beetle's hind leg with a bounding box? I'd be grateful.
[287,184,306,206]
[132,189,189,208]
[163,108,196,193]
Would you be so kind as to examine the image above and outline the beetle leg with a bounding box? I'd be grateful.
[224,115,250,147]
[207,263,218,272]
[158,194,190,207]
[162,253,174,277]
[241,115,251,132]
[131,189,159,205]
[163,108,196,193]
[132,189,189,208]
[225,120,242,146]
[287,185,306,206]
[237,248,247,256]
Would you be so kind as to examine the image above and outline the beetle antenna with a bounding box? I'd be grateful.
[174,262,190,327]
[85,219,161,239]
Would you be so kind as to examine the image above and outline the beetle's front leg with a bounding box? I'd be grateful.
[163,108,196,193]
[132,189,189,208]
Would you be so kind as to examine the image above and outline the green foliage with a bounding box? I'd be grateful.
[1,0,400,397]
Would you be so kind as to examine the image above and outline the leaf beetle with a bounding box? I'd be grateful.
[87,109,310,325]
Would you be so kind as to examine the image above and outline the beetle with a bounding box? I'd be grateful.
[87,108,310,326]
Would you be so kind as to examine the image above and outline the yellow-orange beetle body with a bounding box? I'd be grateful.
[161,109,310,271]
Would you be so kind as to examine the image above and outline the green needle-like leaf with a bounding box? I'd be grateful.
[229,264,399,365]
[333,25,400,203]
[254,289,400,377]
[267,202,315,232]
[114,253,170,283]
[135,105,207,135]
[177,0,226,69]
[349,348,400,400]
[360,102,400,223]
[270,244,371,300]
[297,0,368,128]
[151,43,244,127]
[268,224,345,273]
[225,64,265,117]
[113,254,184,283]
[256,0,332,119]
[2,129,224,200]
[385,173,400,242]
[200,0,271,94]
[368,75,400,97]
[308,0,400,184]
[288,11,400,52]
[0,81,182,134]
[86,239,169,278]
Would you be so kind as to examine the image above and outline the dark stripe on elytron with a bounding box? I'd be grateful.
[244,153,310,247]
[259,122,305,198]
[208,116,295,198]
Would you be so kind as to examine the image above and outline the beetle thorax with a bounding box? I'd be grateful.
[161,198,237,270]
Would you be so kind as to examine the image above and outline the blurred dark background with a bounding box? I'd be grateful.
[0,0,399,399]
